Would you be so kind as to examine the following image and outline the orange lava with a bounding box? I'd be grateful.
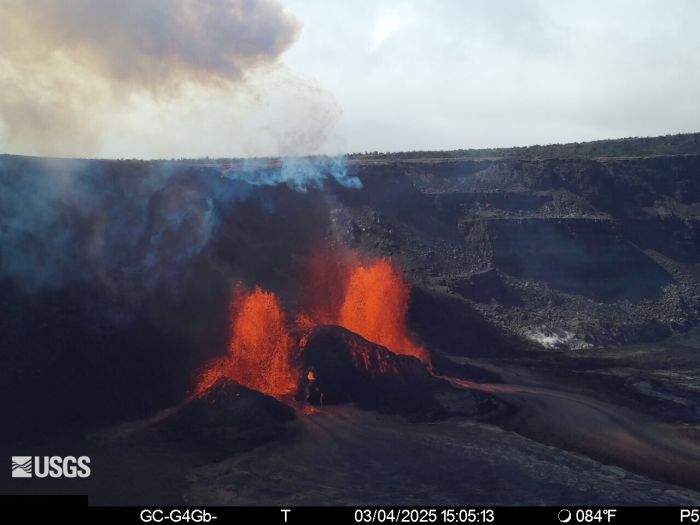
[196,248,428,398]
[298,246,428,363]
[196,286,298,397]
[339,258,429,363]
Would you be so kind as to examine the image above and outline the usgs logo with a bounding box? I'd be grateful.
[11,456,91,479]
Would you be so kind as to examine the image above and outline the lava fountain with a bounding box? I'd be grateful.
[196,247,428,399]
[297,247,428,363]
[338,258,429,364]
[196,286,298,397]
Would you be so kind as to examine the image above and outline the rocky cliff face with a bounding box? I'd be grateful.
[337,154,700,350]
[1,145,699,437]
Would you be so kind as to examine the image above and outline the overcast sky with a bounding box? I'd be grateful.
[0,0,698,158]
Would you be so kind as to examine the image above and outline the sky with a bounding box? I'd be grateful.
[0,0,698,159]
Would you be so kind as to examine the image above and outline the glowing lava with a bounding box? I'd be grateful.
[298,247,428,363]
[196,286,298,397]
[339,258,429,364]
[196,248,428,398]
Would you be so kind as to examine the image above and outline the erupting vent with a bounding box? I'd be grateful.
[298,247,429,363]
[339,258,427,363]
[196,286,298,397]
[196,248,427,398]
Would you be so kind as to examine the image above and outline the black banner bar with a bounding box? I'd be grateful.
[2,497,699,525]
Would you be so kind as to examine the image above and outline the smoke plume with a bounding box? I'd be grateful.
[0,154,359,292]
[0,1,336,157]
[226,156,361,191]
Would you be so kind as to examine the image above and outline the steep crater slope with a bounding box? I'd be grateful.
[335,154,700,350]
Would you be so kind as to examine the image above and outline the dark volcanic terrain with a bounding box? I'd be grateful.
[1,133,700,504]
[346,152,700,351]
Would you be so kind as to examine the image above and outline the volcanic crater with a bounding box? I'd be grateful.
[3,134,700,504]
